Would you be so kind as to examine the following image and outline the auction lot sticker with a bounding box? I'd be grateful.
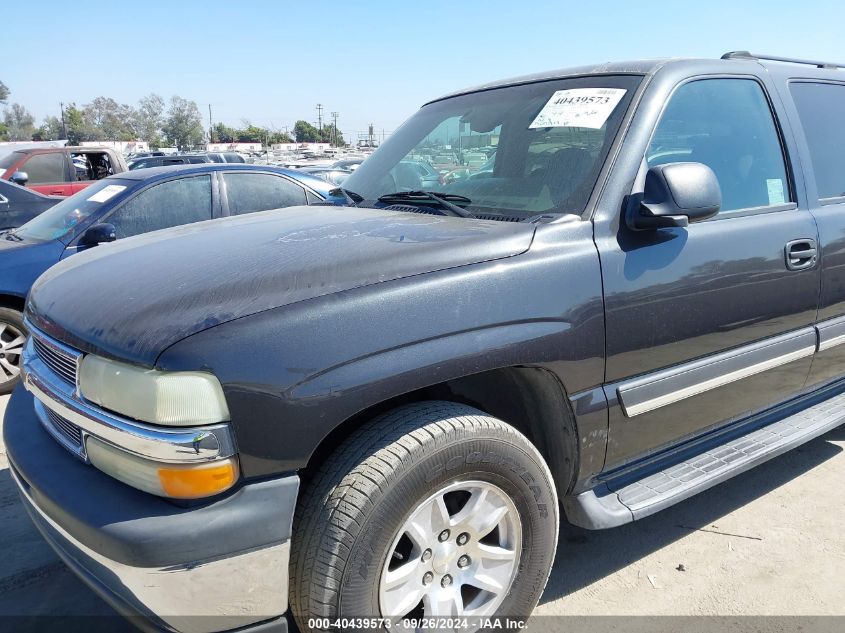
[530,88,627,129]
[87,184,127,203]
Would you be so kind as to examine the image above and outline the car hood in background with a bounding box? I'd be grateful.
[27,206,535,366]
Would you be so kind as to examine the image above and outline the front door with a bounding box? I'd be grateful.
[21,152,73,196]
[596,77,820,470]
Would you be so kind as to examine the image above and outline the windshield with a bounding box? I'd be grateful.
[12,178,134,242]
[345,75,641,220]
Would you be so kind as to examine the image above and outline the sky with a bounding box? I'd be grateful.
[2,0,844,143]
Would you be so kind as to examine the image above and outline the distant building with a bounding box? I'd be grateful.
[80,140,150,154]
[271,142,332,153]
[207,142,262,153]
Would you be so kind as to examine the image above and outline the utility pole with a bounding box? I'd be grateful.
[331,112,339,146]
[208,104,214,144]
[59,102,68,140]
[316,103,323,136]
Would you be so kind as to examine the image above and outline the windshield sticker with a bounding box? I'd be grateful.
[86,184,127,203]
[529,88,627,130]
[767,178,786,206]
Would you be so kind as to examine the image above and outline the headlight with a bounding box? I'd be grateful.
[79,354,230,426]
[86,436,238,499]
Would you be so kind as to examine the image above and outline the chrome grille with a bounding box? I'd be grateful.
[45,406,83,450]
[31,331,80,385]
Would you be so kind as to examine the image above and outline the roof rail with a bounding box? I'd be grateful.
[721,51,844,70]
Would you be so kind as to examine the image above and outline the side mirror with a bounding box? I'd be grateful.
[80,223,116,246]
[10,171,28,186]
[628,162,721,230]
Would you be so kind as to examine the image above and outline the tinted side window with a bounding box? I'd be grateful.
[223,173,307,216]
[648,79,789,212]
[789,82,845,200]
[22,153,67,184]
[108,175,212,238]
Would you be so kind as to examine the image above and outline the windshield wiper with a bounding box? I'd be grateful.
[377,191,474,218]
[4,230,22,241]
[329,187,363,206]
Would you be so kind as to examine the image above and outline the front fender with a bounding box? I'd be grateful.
[157,221,605,478]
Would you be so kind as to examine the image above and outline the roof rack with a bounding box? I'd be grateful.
[721,51,844,70]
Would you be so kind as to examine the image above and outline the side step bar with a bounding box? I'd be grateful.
[563,388,845,530]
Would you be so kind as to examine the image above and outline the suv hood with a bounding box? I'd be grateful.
[27,206,535,366]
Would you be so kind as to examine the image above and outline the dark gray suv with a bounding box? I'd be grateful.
[6,52,845,633]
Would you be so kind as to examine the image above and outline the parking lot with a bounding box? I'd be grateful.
[1,392,842,630]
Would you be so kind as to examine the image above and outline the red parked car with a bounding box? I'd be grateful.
[0,146,128,196]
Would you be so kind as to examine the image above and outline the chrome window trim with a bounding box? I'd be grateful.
[21,337,235,464]
[616,328,817,417]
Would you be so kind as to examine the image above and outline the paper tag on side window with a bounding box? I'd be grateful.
[86,184,127,203]
[766,179,785,205]
[530,88,627,130]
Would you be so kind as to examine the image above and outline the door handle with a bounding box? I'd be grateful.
[49,190,64,195]
[785,238,817,271]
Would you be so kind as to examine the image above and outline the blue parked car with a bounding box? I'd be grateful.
[0,163,344,393]
[0,179,63,230]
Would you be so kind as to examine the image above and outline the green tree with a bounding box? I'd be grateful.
[63,103,97,145]
[268,130,293,144]
[319,123,344,146]
[212,122,236,143]
[82,97,136,140]
[33,116,64,141]
[293,120,320,143]
[162,95,205,150]
[134,93,165,144]
[3,103,35,140]
[0,81,9,105]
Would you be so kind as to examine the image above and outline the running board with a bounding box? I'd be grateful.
[563,389,845,530]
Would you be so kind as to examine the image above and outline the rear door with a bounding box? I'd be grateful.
[220,171,308,216]
[595,75,821,470]
[20,152,73,196]
[786,80,845,388]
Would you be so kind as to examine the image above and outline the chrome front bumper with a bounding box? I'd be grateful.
[8,329,297,632]
[13,462,290,633]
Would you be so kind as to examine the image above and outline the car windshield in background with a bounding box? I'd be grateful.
[344,75,641,220]
[11,178,134,242]
[0,152,23,171]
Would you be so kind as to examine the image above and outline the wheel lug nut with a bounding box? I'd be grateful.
[423,572,434,585]
[458,555,471,568]
[456,532,470,545]
[421,548,432,562]
[441,574,453,587]
[438,529,450,542]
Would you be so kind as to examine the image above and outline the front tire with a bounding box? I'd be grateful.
[0,307,26,395]
[290,401,559,632]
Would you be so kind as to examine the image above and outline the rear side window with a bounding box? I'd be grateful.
[108,175,212,238]
[223,172,307,216]
[22,153,67,184]
[789,82,845,200]
[648,78,790,212]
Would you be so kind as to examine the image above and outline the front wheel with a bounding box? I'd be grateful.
[0,307,26,395]
[290,401,559,632]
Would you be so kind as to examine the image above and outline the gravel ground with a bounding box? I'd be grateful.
[1,392,843,631]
